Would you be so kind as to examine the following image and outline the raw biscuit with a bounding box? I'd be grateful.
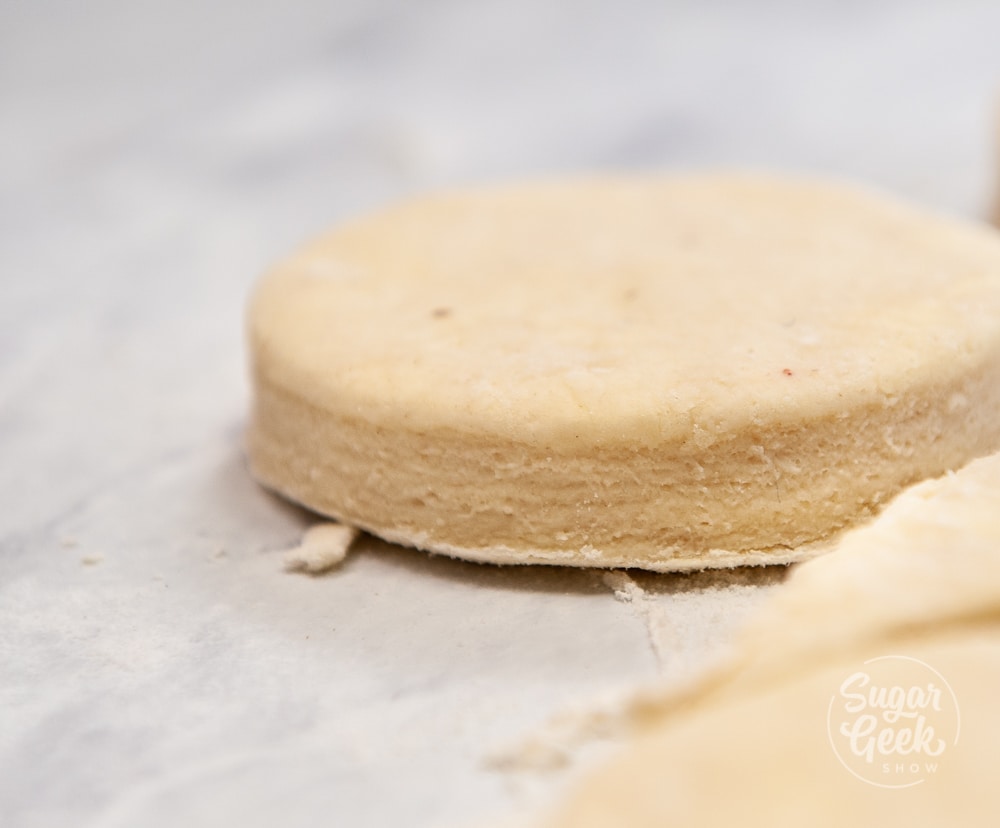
[246,173,1000,570]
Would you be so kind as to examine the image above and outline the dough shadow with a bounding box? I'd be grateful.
[629,564,792,595]
[345,532,612,596]
[340,530,793,598]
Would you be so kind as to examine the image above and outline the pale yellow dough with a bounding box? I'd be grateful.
[247,173,1000,570]
[542,450,1000,827]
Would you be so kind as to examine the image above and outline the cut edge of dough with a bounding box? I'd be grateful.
[249,468,837,573]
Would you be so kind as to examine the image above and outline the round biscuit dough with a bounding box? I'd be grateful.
[246,173,1000,570]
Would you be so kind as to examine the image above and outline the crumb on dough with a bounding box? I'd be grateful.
[80,554,104,566]
[283,523,359,574]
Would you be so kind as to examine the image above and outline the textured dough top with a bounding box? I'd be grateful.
[249,173,1000,447]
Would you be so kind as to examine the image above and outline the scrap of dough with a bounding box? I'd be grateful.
[283,523,359,574]
[247,173,1000,570]
[539,449,1000,826]
[546,630,1000,828]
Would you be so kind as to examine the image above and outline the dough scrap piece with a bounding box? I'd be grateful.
[540,449,1000,827]
[282,522,359,574]
[546,630,1000,828]
[247,173,1000,570]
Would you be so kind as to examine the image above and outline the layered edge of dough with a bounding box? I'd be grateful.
[246,338,1000,569]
